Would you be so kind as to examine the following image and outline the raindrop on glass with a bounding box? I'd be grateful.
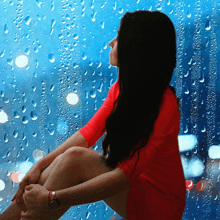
[25,48,30,55]
[4,134,8,143]
[4,24,8,34]
[13,130,18,138]
[90,90,96,98]
[30,111,38,120]
[205,20,211,31]
[50,85,55,91]
[73,34,78,40]
[14,111,20,118]
[48,53,55,63]
[91,11,97,22]
[0,50,5,57]
[32,100,37,107]
[100,21,104,29]
[22,106,26,113]
[22,116,28,124]
[82,52,87,60]
[24,16,31,25]
[118,8,123,14]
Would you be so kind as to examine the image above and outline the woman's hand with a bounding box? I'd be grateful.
[11,165,42,205]
[21,184,49,219]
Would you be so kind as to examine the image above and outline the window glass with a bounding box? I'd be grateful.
[0,0,219,219]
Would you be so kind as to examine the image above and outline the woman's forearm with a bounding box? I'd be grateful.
[35,130,89,171]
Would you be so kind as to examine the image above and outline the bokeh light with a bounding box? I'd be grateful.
[15,55,28,68]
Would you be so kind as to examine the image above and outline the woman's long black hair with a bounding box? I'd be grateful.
[100,10,179,177]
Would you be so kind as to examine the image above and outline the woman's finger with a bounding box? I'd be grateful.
[16,187,25,204]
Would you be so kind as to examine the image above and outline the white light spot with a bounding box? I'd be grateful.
[208,145,220,159]
[178,134,198,152]
[0,110,8,123]
[66,92,79,105]
[0,180,5,191]
[15,55,29,68]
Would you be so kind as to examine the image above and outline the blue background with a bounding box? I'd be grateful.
[0,0,220,219]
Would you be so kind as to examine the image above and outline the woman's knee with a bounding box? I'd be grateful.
[37,153,64,185]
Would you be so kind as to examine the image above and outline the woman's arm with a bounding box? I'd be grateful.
[35,131,89,171]
[55,167,129,207]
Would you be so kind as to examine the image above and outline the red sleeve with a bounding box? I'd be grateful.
[79,81,119,148]
[117,87,181,180]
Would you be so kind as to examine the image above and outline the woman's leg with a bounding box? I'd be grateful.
[0,153,72,220]
[1,146,127,220]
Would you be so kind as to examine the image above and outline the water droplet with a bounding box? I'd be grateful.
[51,2,55,11]
[97,62,102,68]
[188,58,192,65]
[34,47,38,53]
[100,21,105,29]
[14,111,20,118]
[50,85,55,91]
[58,34,64,39]
[118,8,124,14]
[22,106,26,113]
[90,90,96,98]
[4,24,8,34]
[201,126,206,133]
[4,98,9,103]
[73,63,79,69]
[7,58,13,66]
[24,16,31,25]
[91,11,97,22]
[13,130,18,138]
[48,53,55,63]
[82,52,87,60]
[22,116,28,124]
[30,111,38,120]
[25,48,30,55]
[97,82,103,92]
[113,1,117,10]
[0,50,5,57]
[166,0,170,5]
[4,134,8,143]
[33,131,37,137]
[205,20,211,30]
[45,106,50,114]
[32,100,37,107]
[32,86,36,92]
[187,11,191,18]
[103,42,107,50]
[35,0,42,7]
[35,60,39,68]
[73,34,78,40]
[184,70,189,77]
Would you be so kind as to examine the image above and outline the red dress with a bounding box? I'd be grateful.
[79,80,186,220]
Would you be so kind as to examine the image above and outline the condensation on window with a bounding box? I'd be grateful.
[0,0,220,219]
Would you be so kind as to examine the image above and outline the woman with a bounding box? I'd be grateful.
[1,10,186,220]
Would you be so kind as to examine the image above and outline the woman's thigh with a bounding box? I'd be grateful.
[66,146,129,219]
